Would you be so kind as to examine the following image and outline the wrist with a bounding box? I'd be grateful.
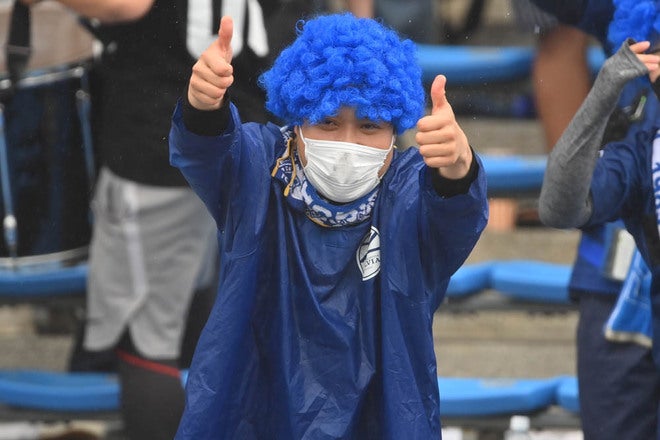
[438,135,472,179]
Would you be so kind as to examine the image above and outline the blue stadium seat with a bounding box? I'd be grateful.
[556,376,579,414]
[481,155,547,195]
[490,261,571,304]
[0,370,119,412]
[447,261,494,298]
[415,45,534,85]
[438,376,562,417]
[0,263,87,299]
[415,44,605,86]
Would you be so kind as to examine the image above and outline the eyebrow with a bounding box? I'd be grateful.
[357,118,391,125]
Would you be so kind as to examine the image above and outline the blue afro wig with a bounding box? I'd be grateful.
[258,13,425,134]
[608,0,660,50]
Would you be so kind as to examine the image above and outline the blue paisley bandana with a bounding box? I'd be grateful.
[271,132,378,228]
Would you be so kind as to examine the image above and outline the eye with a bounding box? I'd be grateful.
[361,121,392,133]
[362,122,380,130]
[318,118,338,129]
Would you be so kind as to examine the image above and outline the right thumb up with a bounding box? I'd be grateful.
[188,16,235,111]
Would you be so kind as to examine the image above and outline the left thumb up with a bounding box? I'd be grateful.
[415,73,471,176]
[430,75,448,114]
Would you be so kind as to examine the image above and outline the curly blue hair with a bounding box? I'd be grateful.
[608,0,660,49]
[258,13,425,134]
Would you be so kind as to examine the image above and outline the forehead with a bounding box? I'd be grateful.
[304,107,387,126]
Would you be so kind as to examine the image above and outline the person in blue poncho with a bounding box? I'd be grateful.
[169,12,488,440]
[538,2,660,439]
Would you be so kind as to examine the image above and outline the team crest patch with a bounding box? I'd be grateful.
[356,226,381,281]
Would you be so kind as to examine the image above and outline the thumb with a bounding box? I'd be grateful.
[430,74,448,114]
[217,16,234,63]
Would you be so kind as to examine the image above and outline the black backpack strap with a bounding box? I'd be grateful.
[5,0,32,91]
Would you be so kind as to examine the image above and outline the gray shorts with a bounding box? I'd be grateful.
[511,0,558,35]
[83,168,217,359]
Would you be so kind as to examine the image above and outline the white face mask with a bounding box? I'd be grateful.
[299,128,393,203]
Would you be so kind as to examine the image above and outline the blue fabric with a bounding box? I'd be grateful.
[169,102,488,439]
[570,224,626,296]
[606,250,653,344]
[577,293,660,438]
[585,94,660,363]
[586,98,659,254]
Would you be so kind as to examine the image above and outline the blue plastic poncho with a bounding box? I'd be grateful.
[169,103,488,439]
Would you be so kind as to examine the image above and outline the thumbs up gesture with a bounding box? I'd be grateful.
[415,75,472,179]
[188,16,235,111]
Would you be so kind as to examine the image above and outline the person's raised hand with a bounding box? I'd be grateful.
[188,16,234,111]
[629,41,660,82]
[415,75,472,179]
